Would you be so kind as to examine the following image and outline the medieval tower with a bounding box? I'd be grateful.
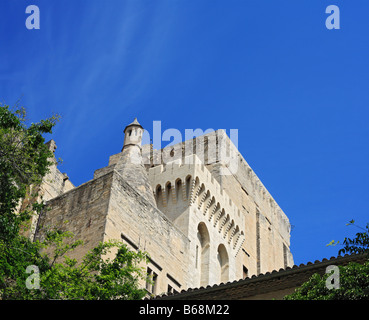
[32,118,294,295]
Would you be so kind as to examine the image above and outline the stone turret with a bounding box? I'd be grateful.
[122,118,143,151]
[115,118,156,207]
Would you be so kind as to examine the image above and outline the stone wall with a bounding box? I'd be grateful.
[33,128,294,294]
[41,140,74,200]
[148,155,246,287]
[143,129,294,276]
[34,172,113,261]
[34,169,192,295]
[104,170,191,294]
[21,140,75,240]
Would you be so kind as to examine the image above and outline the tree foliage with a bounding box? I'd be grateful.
[338,221,369,256]
[0,104,149,300]
[0,103,58,241]
[284,261,369,300]
[285,220,369,300]
[1,232,149,300]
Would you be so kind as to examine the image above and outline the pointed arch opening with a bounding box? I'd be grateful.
[197,222,210,287]
[175,178,182,202]
[185,175,192,201]
[165,181,172,204]
[155,184,163,209]
[217,244,229,284]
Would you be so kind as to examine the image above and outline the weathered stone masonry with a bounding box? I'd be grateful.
[32,118,294,295]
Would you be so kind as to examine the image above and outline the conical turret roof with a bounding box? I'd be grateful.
[124,118,143,133]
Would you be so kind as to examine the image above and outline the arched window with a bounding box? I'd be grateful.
[175,179,182,202]
[185,175,192,201]
[217,244,229,283]
[155,185,163,208]
[165,182,172,204]
[197,222,210,287]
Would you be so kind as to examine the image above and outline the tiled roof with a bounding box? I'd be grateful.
[151,254,367,300]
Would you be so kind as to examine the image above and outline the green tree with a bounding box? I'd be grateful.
[0,103,58,297]
[0,103,59,241]
[284,261,369,300]
[284,220,369,300]
[1,231,149,300]
[337,220,369,256]
[0,104,149,300]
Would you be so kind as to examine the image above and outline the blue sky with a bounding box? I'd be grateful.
[1,0,368,266]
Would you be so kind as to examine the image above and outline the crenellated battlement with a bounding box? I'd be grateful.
[148,154,245,255]
[144,129,291,244]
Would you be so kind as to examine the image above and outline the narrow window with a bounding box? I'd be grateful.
[152,272,158,294]
[146,267,152,291]
[197,223,210,286]
[166,183,172,204]
[185,176,191,200]
[243,266,248,279]
[176,180,182,202]
[217,244,229,283]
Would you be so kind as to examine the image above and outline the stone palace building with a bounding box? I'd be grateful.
[29,118,294,296]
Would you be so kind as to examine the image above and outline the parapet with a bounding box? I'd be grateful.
[148,154,245,254]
